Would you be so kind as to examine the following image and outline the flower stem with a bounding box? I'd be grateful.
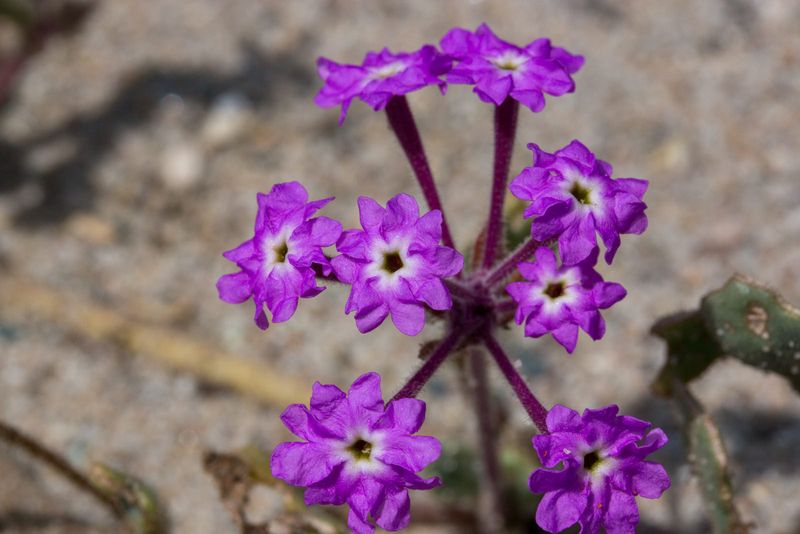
[484,236,540,288]
[468,348,504,532]
[391,329,461,401]
[482,98,519,269]
[385,95,455,250]
[483,333,549,434]
[0,419,124,520]
[444,278,480,301]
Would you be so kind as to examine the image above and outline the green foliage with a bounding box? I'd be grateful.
[670,382,750,534]
[0,0,34,27]
[90,463,168,534]
[428,444,480,500]
[652,274,800,394]
[650,273,800,534]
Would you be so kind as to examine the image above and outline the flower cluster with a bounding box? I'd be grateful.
[529,405,670,533]
[216,22,668,534]
[271,373,441,534]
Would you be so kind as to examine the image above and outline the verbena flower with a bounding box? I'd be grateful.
[270,372,441,534]
[216,181,342,330]
[315,45,451,124]
[509,140,648,266]
[332,194,463,336]
[440,23,583,111]
[528,404,670,533]
[506,247,626,353]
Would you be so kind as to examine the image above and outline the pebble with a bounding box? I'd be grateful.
[160,141,205,190]
[200,92,252,149]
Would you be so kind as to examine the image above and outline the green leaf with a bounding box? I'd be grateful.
[89,463,168,534]
[428,444,479,500]
[652,274,800,394]
[0,0,34,27]
[671,381,750,534]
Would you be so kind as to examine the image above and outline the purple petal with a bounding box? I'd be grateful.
[374,398,427,434]
[528,466,583,493]
[355,301,390,333]
[347,508,376,534]
[413,209,443,244]
[347,372,385,415]
[551,323,579,353]
[374,487,411,531]
[415,278,452,310]
[546,404,583,433]
[557,140,595,169]
[624,461,671,499]
[347,477,384,534]
[535,489,587,533]
[216,272,252,304]
[377,435,441,472]
[509,88,545,112]
[594,282,627,309]
[270,442,341,486]
[331,254,363,284]
[388,299,426,336]
[474,73,512,105]
[222,238,256,263]
[292,216,342,247]
[358,196,387,235]
[280,404,341,441]
[602,490,639,534]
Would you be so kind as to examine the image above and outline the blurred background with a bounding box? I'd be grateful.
[1,0,799,532]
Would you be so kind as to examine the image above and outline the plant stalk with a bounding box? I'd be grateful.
[482,98,519,269]
[483,333,549,434]
[385,95,455,249]
[391,329,460,401]
[468,347,504,532]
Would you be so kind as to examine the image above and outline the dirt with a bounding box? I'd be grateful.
[1,1,799,533]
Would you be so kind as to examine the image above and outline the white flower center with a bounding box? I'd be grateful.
[366,238,417,288]
[491,51,527,72]
[339,430,387,475]
[370,61,406,79]
[262,227,294,269]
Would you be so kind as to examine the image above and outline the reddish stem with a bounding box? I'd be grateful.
[483,333,549,434]
[482,98,519,269]
[484,236,540,288]
[391,329,461,401]
[384,96,455,250]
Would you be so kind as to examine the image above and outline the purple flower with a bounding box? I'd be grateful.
[506,247,626,353]
[270,372,441,534]
[529,404,670,533]
[509,140,649,266]
[315,45,451,124]
[331,194,463,336]
[440,23,583,111]
[216,181,342,330]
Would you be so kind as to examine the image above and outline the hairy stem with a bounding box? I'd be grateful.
[444,278,480,301]
[485,236,540,288]
[469,348,504,532]
[483,333,549,434]
[482,98,519,269]
[384,95,455,249]
[391,329,461,401]
[0,420,124,519]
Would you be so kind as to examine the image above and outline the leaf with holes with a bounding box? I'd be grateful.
[652,274,800,394]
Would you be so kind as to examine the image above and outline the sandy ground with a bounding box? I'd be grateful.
[1,1,800,532]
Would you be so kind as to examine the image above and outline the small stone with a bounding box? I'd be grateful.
[200,92,252,148]
[244,485,279,524]
[160,142,204,190]
[66,214,116,245]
